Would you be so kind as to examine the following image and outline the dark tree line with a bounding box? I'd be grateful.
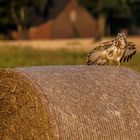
[78,0,140,36]
[0,0,48,38]
[0,0,140,39]
[0,0,69,39]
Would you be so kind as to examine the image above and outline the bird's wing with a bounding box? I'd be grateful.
[87,39,115,65]
[94,39,115,51]
[120,42,136,62]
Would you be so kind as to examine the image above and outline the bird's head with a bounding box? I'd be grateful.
[117,33,127,41]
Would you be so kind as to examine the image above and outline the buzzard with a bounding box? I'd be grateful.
[87,33,136,66]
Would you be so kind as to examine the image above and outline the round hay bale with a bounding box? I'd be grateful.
[0,70,53,139]
[0,66,140,139]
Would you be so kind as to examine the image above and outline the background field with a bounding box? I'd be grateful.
[0,44,139,73]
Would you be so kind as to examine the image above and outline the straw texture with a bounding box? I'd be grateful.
[0,66,140,139]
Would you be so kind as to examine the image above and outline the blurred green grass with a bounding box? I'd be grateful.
[0,46,86,67]
[0,46,139,73]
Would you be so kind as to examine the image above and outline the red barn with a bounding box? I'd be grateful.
[29,0,97,39]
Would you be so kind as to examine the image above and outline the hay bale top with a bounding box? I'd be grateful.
[0,65,140,139]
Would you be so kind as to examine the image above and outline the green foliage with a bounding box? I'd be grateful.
[0,0,47,33]
[77,0,96,15]
[78,0,132,18]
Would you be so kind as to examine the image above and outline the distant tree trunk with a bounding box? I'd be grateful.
[97,13,107,37]
[17,24,23,39]
[18,6,28,39]
[11,6,28,39]
[69,10,80,38]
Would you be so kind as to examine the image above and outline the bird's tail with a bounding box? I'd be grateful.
[87,50,105,65]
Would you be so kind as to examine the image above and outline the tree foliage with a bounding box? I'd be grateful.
[78,0,133,18]
[0,0,70,38]
[0,0,47,38]
[0,0,139,38]
[78,0,140,35]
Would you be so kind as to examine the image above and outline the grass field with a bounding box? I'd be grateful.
[0,45,139,72]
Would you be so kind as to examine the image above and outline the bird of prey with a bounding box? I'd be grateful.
[87,33,136,66]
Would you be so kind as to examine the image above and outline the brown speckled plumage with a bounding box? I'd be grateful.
[87,33,136,65]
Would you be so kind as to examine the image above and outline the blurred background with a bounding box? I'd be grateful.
[0,0,139,71]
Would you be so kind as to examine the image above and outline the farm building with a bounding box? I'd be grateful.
[28,0,97,39]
